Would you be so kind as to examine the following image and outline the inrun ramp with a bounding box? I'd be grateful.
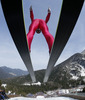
[1,0,36,82]
[44,0,84,82]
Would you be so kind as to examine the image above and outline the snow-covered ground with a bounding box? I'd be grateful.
[23,82,41,86]
[1,84,7,88]
[9,97,78,100]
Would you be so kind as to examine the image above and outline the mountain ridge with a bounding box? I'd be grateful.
[1,51,85,88]
[0,66,28,79]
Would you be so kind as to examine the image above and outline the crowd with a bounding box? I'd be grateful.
[0,89,8,100]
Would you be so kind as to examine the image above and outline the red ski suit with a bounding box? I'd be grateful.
[27,9,54,52]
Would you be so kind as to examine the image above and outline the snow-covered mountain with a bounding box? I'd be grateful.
[81,50,85,55]
[49,52,85,87]
[0,66,28,79]
[59,52,85,80]
[2,50,85,88]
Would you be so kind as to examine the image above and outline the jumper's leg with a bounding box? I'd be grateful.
[39,20,54,53]
[27,20,39,51]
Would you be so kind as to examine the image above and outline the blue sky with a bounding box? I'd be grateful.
[0,0,85,71]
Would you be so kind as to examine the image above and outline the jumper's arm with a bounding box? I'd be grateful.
[45,8,51,23]
[30,6,34,22]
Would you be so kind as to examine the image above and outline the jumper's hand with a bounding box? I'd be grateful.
[48,8,51,13]
[30,5,32,11]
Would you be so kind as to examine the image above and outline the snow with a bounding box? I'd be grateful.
[58,89,69,94]
[71,76,79,80]
[36,96,45,98]
[1,84,7,88]
[32,82,41,86]
[8,97,78,100]
[70,74,79,80]
[7,91,12,95]
[83,78,85,82]
[23,83,31,86]
[79,65,85,76]
[70,64,85,80]
[9,72,17,76]
[23,82,41,86]
[82,57,85,60]
[81,50,85,55]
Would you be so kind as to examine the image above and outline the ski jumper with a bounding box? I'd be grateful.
[27,7,54,53]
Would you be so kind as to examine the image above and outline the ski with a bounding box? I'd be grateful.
[44,0,84,82]
[1,0,36,82]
